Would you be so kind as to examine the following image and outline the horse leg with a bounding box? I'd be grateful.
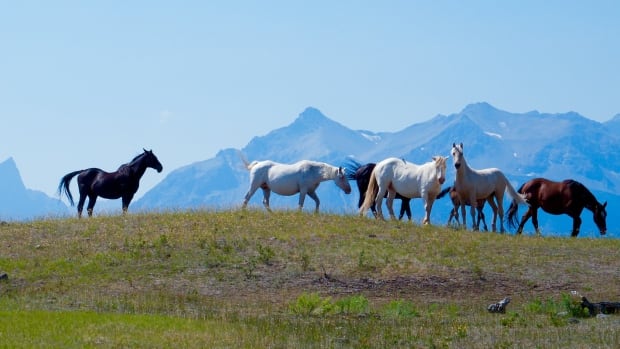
[448,201,459,225]
[404,199,412,221]
[422,195,435,225]
[86,195,97,217]
[494,193,506,233]
[469,195,478,231]
[478,208,488,231]
[370,201,378,218]
[571,215,582,237]
[517,207,534,234]
[531,209,541,235]
[485,197,497,232]
[398,199,405,220]
[307,191,320,213]
[77,193,87,219]
[242,185,260,209]
[460,204,467,229]
[122,194,134,214]
[386,190,396,220]
[374,185,387,220]
[297,190,308,211]
[261,188,272,212]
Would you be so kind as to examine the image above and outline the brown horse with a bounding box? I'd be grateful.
[437,186,494,231]
[506,178,607,237]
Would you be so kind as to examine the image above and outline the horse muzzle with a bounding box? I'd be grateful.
[438,177,445,185]
[454,163,461,169]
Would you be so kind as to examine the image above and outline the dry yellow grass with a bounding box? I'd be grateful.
[0,210,619,348]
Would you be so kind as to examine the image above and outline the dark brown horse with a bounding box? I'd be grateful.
[506,178,607,237]
[344,159,411,220]
[58,149,163,218]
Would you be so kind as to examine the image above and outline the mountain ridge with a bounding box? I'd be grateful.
[132,103,619,237]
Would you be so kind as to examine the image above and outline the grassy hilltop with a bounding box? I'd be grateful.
[0,210,619,348]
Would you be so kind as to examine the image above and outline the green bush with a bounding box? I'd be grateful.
[288,293,333,316]
[382,299,419,318]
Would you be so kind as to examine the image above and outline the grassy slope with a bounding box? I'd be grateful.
[0,210,619,348]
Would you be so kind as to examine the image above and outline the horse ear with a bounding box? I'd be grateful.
[452,143,456,148]
[459,142,463,149]
[603,201,607,208]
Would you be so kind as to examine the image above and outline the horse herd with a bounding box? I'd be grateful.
[57,144,608,237]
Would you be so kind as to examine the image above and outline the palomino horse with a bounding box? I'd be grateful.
[58,149,163,218]
[241,159,351,212]
[436,186,493,230]
[344,159,411,220]
[450,143,526,232]
[360,156,447,224]
[506,178,607,237]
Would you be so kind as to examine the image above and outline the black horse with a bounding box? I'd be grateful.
[58,149,163,218]
[344,159,411,220]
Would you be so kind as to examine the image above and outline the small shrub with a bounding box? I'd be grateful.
[256,243,275,265]
[500,311,524,327]
[383,299,419,318]
[299,251,311,272]
[289,292,333,316]
[561,293,590,318]
[334,295,369,316]
[524,297,560,315]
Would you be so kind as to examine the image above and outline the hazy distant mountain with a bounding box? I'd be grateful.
[0,158,68,221]
[134,103,620,237]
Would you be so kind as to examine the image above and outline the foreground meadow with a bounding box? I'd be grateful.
[0,210,619,348]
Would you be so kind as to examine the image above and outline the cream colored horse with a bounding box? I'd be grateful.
[360,156,447,224]
[450,143,526,231]
[242,159,351,212]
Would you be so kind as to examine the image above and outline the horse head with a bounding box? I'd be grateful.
[451,143,464,170]
[593,201,607,235]
[143,149,163,173]
[334,167,352,194]
[432,156,448,185]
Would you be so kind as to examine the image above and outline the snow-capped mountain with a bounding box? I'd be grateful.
[134,103,620,237]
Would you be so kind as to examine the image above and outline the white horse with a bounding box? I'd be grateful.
[359,156,447,224]
[450,143,527,232]
[241,159,351,212]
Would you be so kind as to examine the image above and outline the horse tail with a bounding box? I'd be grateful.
[503,174,527,205]
[506,182,526,229]
[57,170,82,207]
[359,169,379,215]
[436,186,452,199]
[236,150,257,171]
[245,161,260,171]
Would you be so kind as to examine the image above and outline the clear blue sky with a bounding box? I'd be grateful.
[2,1,619,199]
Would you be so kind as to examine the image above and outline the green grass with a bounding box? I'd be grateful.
[1,209,619,348]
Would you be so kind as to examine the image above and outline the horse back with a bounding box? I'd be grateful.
[520,178,579,214]
[457,167,506,198]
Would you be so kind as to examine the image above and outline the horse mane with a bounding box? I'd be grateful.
[566,180,599,209]
[317,162,340,180]
[343,159,363,180]
[433,156,447,167]
[118,152,146,171]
